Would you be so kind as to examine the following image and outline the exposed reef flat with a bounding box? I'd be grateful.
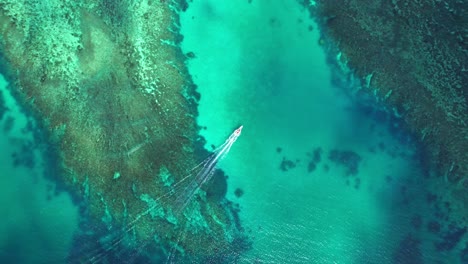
[0,0,246,261]
[305,0,467,226]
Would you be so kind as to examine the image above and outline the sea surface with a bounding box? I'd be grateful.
[0,0,466,263]
[179,0,465,263]
[0,75,79,263]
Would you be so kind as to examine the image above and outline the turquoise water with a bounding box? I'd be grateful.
[0,75,80,263]
[1,0,466,263]
[179,0,465,263]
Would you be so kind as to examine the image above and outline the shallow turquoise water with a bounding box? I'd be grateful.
[179,0,465,263]
[0,1,466,263]
[0,75,79,263]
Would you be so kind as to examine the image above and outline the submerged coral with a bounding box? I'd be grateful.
[0,0,247,261]
[303,0,467,229]
[328,149,361,176]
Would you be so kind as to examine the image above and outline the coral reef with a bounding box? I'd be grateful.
[328,149,361,176]
[0,0,247,261]
[279,157,297,172]
[303,0,466,229]
[393,234,423,264]
[306,147,321,173]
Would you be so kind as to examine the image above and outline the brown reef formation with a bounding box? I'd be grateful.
[0,0,245,261]
[303,0,467,223]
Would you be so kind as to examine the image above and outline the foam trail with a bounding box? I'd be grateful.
[83,126,243,263]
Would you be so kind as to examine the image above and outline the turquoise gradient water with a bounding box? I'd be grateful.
[0,75,79,264]
[0,1,466,263]
[179,0,463,263]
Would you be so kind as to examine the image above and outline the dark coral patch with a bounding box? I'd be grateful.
[234,188,244,198]
[205,169,228,202]
[11,142,36,169]
[328,149,361,176]
[3,115,14,132]
[307,161,316,173]
[306,147,322,163]
[280,157,296,172]
[313,148,322,162]
[435,226,466,252]
[393,234,423,264]
[306,148,322,173]
[186,51,196,58]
